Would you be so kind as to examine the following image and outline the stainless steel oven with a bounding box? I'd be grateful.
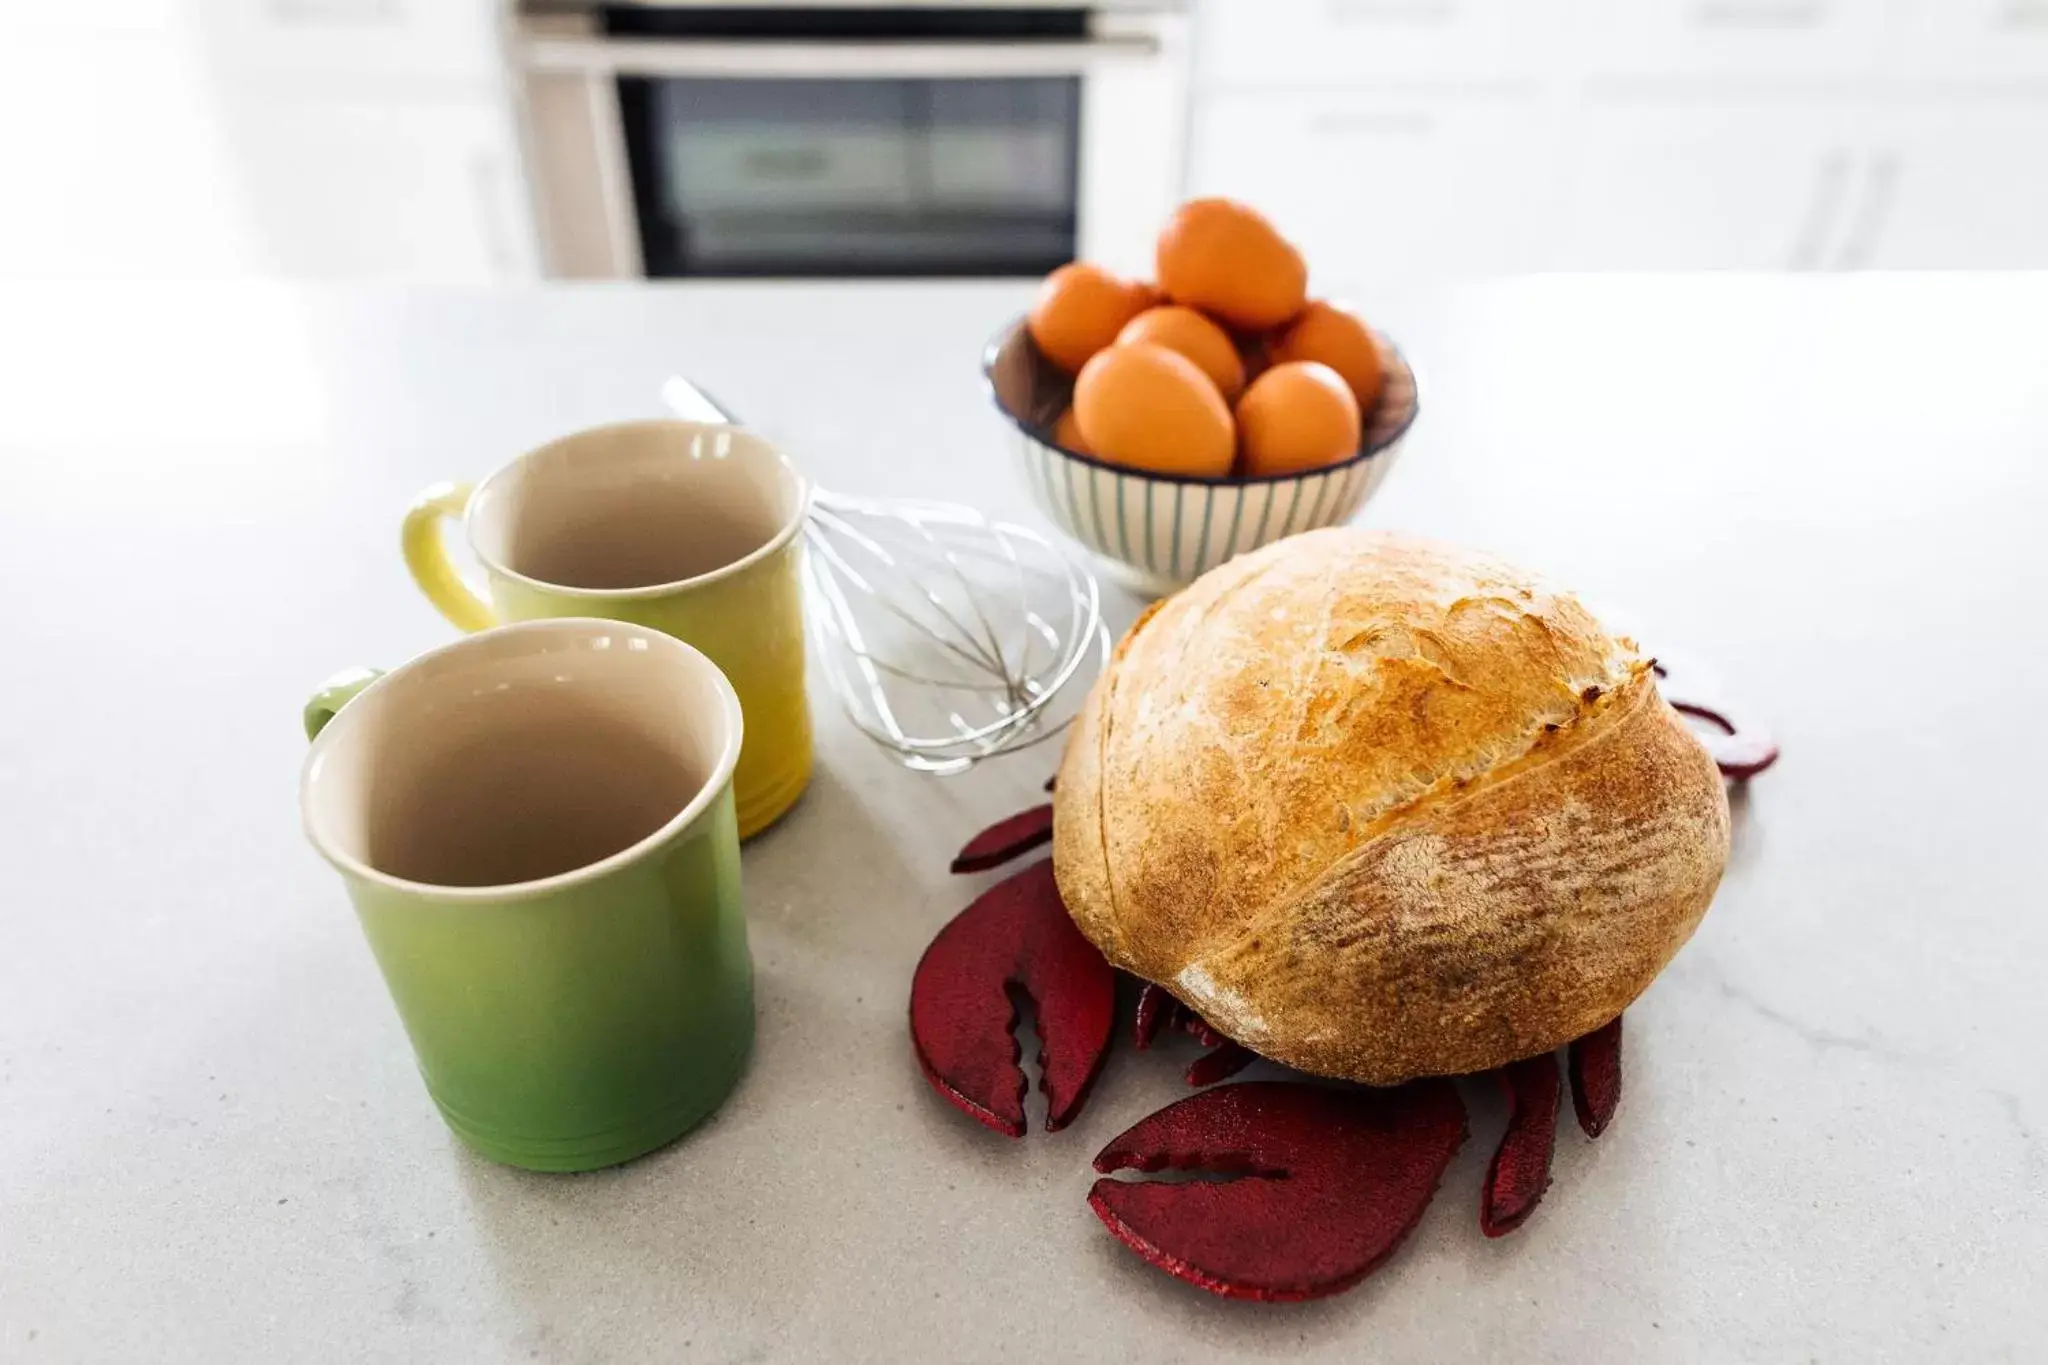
[515,3,1190,279]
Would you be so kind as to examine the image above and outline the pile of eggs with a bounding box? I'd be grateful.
[1029,198,1385,480]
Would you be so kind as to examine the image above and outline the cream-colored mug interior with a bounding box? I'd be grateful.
[303,622,742,891]
[467,421,805,592]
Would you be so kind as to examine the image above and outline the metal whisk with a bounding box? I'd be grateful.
[663,378,1109,775]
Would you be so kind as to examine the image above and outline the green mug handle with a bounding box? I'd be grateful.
[303,667,385,741]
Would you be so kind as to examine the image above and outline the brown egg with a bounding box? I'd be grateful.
[1074,343,1235,478]
[1027,263,1155,374]
[1155,198,1308,332]
[1051,405,1091,456]
[1235,361,1362,477]
[1271,301,1386,415]
[1115,305,1246,402]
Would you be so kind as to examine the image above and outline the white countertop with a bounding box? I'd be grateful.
[1,277,2043,1363]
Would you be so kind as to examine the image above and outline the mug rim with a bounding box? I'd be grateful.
[299,618,746,904]
[467,418,813,601]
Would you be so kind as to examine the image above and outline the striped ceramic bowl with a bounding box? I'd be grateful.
[983,317,1419,596]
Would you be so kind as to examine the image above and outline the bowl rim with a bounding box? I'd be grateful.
[980,314,1421,488]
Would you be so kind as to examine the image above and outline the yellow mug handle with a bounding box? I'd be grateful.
[401,481,496,633]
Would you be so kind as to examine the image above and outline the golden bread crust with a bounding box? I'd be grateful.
[1052,528,1729,1083]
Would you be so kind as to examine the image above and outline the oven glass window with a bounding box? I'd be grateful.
[619,77,1081,277]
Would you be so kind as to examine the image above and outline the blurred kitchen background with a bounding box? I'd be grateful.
[8,0,2046,289]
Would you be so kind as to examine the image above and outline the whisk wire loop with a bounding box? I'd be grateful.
[663,376,1107,775]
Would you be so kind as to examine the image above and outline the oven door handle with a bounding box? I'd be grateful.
[517,35,1160,79]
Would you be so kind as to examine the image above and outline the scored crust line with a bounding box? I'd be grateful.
[1176,658,1663,1014]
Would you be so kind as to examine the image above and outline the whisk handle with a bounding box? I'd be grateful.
[661,376,739,426]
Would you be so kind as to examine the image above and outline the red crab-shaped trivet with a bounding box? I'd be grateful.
[909,734,1770,1302]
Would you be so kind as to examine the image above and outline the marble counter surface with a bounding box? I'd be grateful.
[1,276,2042,1363]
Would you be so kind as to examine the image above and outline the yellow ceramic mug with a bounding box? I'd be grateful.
[403,419,812,839]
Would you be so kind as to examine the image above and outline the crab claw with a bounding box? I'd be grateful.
[949,803,1055,875]
[909,860,1116,1138]
[1569,1015,1623,1138]
[1481,1054,1561,1237]
[1088,1080,1467,1302]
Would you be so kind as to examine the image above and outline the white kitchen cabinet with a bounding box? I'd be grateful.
[1553,102,1863,269]
[185,0,503,87]
[220,96,538,281]
[0,19,264,278]
[1886,0,2048,87]
[1840,105,2048,267]
[1190,90,1561,292]
[1195,0,1563,88]
[1185,0,2048,278]
[1574,0,1899,86]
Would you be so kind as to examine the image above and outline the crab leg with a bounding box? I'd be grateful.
[1568,1015,1623,1139]
[1668,697,1780,780]
[1481,1054,1561,1237]
[1133,981,1172,1049]
[1652,661,1780,780]
[1183,1041,1257,1087]
[1131,985,1253,1084]
[949,803,1055,874]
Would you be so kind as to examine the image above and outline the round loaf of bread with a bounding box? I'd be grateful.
[1051,528,1729,1085]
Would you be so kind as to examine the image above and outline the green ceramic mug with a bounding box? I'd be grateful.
[299,618,754,1172]
[400,420,813,842]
